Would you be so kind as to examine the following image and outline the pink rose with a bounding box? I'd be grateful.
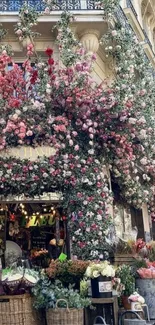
[20,127,26,133]
[16,29,22,36]
[26,130,33,136]
[18,133,25,139]
[74,145,79,151]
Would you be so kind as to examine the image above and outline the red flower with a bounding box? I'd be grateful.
[48,58,54,65]
[45,48,53,57]
[30,70,38,84]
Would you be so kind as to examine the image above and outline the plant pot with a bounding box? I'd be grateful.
[121,295,131,310]
[136,278,155,319]
[91,276,112,298]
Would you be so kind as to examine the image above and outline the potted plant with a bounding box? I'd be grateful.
[85,261,115,298]
[116,264,135,309]
[32,274,91,325]
[46,259,89,290]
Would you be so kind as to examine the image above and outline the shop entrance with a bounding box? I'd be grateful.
[0,199,70,269]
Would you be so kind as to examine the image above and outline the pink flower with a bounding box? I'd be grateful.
[26,130,33,136]
[54,125,66,132]
[18,133,25,139]
[20,127,26,133]
[19,122,26,128]
[111,30,117,37]
[74,145,79,151]
[16,29,22,36]
[69,139,73,146]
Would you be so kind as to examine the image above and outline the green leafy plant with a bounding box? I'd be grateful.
[32,274,91,310]
[116,264,135,296]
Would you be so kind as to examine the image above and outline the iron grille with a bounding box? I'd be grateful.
[0,0,97,11]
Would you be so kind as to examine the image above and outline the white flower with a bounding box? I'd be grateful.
[85,266,92,278]
[46,88,51,94]
[138,296,145,304]
[93,271,100,278]
[111,30,117,37]
[138,116,146,124]
[128,118,137,124]
[140,157,147,165]
[88,149,94,155]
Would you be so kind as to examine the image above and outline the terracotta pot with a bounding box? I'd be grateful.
[122,295,131,310]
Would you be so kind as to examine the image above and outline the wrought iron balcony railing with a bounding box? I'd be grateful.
[0,0,97,11]
[126,0,154,54]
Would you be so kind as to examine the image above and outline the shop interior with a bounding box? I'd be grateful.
[0,201,70,269]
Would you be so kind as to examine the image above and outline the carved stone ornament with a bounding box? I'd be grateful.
[79,29,100,54]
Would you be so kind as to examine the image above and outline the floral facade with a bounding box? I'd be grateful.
[0,0,155,259]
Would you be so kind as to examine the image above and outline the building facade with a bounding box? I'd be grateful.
[0,0,155,245]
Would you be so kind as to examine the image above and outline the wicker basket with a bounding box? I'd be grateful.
[46,299,84,325]
[0,294,43,325]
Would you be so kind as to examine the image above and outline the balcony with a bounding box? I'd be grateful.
[123,0,155,66]
[0,0,97,11]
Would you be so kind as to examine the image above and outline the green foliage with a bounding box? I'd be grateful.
[0,24,7,40]
[32,274,91,310]
[95,0,120,15]
[14,4,40,42]
[80,280,89,297]
[116,264,135,296]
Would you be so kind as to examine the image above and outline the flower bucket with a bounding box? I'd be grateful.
[91,276,112,298]
[136,279,155,319]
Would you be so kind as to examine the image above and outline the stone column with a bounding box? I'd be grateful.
[132,0,143,26]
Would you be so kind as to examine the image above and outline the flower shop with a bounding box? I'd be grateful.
[0,0,155,324]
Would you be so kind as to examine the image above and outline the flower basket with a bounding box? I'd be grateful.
[91,276,112,298]
[0,293,43,325]
[46,299,84,325]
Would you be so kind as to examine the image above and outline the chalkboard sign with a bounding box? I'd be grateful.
[30,226,54,250]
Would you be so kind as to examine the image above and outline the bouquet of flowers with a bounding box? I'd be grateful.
[137,262,155,278]
[128,292,145,304]
[46,259,89,288]
[85,261,115,279]
[30,249,50,268]
[112,277,125,296]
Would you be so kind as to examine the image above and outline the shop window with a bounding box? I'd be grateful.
[1,202,70,269]
[130,206,144,239]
